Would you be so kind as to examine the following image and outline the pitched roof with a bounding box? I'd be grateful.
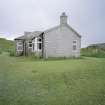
[14,35,26,40]
[15,31,43,40]
[30,31,43,39]
[66,24,81,38]
[44,25,60,33]
[44,24,81,38]
[15,24,81,40]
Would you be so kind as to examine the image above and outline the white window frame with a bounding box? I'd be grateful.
[72,40,77,52]
[32,37,42,52]
[37,37,42,51]
[28,42,32,48]
[17,42,23,51]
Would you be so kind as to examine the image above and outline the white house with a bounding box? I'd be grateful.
[15,12,81,58]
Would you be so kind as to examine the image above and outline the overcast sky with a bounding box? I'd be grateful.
[0,0,105,47]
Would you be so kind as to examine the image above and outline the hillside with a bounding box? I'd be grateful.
[91,43,105,49]
[81,43,105,58]
[0,38,14,53]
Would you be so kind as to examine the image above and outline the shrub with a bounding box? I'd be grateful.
[81,47,105,58]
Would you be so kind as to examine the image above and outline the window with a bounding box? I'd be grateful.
[17,42,23,45]
[73,41,76,44]
[32,43,34,51]
[73,45,76,50]
[37,37,42,51]
[38,43,42,50]
[28,42,32,47]
[17,46,23,51]
[34,37,42,51]
[72,40,77,51]
[17,42,23,51]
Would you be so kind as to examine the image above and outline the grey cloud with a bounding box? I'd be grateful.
[0,0,105,47]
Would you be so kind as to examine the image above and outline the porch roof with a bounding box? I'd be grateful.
[15,31,43,40]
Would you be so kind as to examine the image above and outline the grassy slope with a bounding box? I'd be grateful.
[0,38,14,53]
[81,46,105,58]
[0,54,105,105]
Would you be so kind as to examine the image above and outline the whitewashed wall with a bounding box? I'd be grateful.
[44,25,81,58]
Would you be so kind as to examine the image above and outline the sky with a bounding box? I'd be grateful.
[0,0,105,47]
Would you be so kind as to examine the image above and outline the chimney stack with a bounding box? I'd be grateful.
[60,12,68,25]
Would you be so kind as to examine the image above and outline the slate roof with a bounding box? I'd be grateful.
[44,24,81,38]
[14,35,26,40]
[15,24,81,40]
[15,31,43,40]
[66,24,81,38]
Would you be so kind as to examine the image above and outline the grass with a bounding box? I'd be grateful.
[81,46,105,58]
[0,53,105,105]
[0,38,14,54]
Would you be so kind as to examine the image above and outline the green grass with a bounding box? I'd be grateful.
[0,38,14,54]
[0,54,105,105]
[81,46,105,58]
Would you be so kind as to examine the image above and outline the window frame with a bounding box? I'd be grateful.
[37,37,42,51]
[72,40,77,51]
[16,42,23,51]
[32,37,42,52]
[28,41,32,48]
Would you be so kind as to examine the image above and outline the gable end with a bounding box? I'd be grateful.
[66,24,81,38]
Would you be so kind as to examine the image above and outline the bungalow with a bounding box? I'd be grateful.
[14,12,81,58]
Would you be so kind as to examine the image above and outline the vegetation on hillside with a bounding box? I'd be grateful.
[0,38,15,55]
[0,38,14,52]
[81,44,105,58]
